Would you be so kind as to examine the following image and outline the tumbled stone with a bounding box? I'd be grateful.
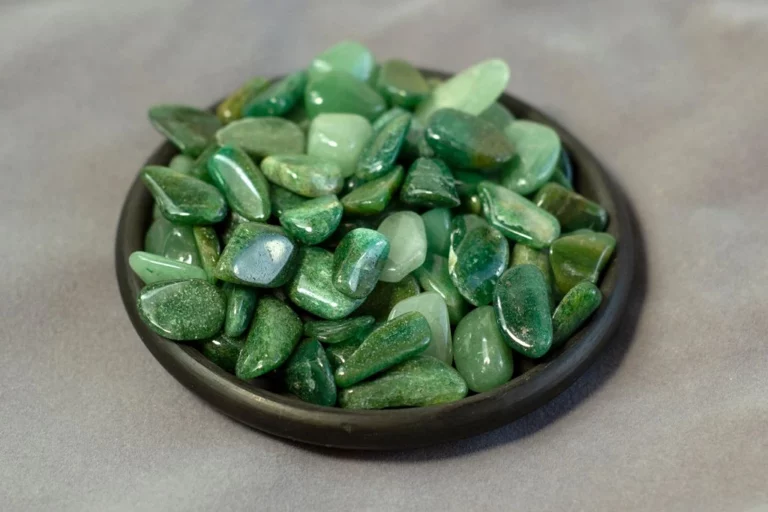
[500,120,561,195]
[448,213,489,254]
[552,281,602,348]
[242,70,307,117]
[325,336,365,371]
[216,117,304,158]
[279,195,343,245]
[261,155,343,198]
[341,165,404,216]
[141,166,228,225]
[533,182,608,233]
[223,283,258,338]
[549,230,616,297]
[421,208,452,257]
[201,335,244,373]
[376,59,429,108]
[355,112,411,181]
[453,306,514,392]
[307,114,373,178]
[284,339,337,406]
[144,217,201,266]
[332,228,390,299]
[305,71,386,121]
[400,158,460,208]
[377,211,427,282]
[269,184,306,217]
[169,154,194,174]
[556,148,574,183]
[129,251,207,284]
[207,145,271,221]
[148,105,222,157]
[453,169,494,198]
[308,41,376,82]
[389,292,452,364]
[216,77,270,123]
[372,107,409,133]
[356,274,420,321]
[400,115,434,159]
[413,253,467,326]
[511,243,553,307]
[448,224,509,306]
[186,143,220,183]
[460,194,483,215]
[478,102,515,131]
[304,316,375,344]
[236,297,302,379]
[192,226,220,283]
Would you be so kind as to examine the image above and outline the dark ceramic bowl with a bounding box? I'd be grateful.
[116,69,635,450]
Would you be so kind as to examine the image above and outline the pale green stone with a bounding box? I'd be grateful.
[148,105,222,157]
[388,292,452,365]
[305,71,386,121]
[512,243,553,308]
[207,145,271,221]
[242,70,307,117]
[129,251,208,284]
[215,117,305,158]
[500,121,561,195]
[479,102,515,131]
[309,41,376,82]
[307,114,373,178]
[453,306,514,393]
[376,59,429,109]
[421,208,452,257]
[169,154,194,173]
[261,155,344,198]
[355,112,411,181]
[377,211,427,282]
[144,217,201,266]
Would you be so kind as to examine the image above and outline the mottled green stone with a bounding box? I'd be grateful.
[421,208,452,256]
[332,228,390,299]
[192,226,220,283]
[284,339,337,406]
[201,335,244,373]
[341,165,404,216]
[304,316,375,345]
[223,283,258,338]
[206,146,271,221]
[334,311,430,388]
[413,253,467,326]
[376,59,429,108]
[216,77,270,123]
[129,251,207,284]
[149,105,222,157]
[186,143,220,183]
[355,112,411,181]
[453,169,498,198]
[377,211,428,282]
[270,184,306,217]
[338,356,467,409]
[214,222,300,287]
[357,275,420,321]
[448,224,509,306]
[279,195,343,245]
[308,41,376,83]
[215,118,305,158]
[511,243,553,307]
[236,297,302,379]
[144,217,201,266]
[372,107,409,133]
[478,181,560,249]
[425,108,514,171]
[305,71,386,121]
[453,306,514,392]
[478,102,515,131]
[169,154,194,173]
[242,70,307,117]
[533,183,608,233]
[494,264,553,358]
[261,155,343,198]
[141,166,228,225]
[500,121,561,195]
[288,247,364,320]
[307,114,373,178]
[549,230,616,297]
[448,213,489,254]
[552,281,602,348]
[325,336,365,371]
[137,279,225,341]
[388,292,452,365]
[400,157,460,208]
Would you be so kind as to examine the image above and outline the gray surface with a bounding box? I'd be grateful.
[2,0,767,510]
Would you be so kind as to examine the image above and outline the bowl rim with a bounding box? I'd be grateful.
[116,68,635,450]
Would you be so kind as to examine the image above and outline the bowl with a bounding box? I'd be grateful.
[116,69,635,450]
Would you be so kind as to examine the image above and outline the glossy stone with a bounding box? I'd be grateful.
[148,105,222,157]
[453,169,496,198]
[377,211,428,282]
[453,306,514,392]
[376,59,429,108]
[308,41,376,83]
[236,297,302,379]
[307,114,373,178]
[556,148,574,183]
[137,279,225,341]
[448,224,509,306]
[201,335,244,373]
[478,181,560,249]
[372,107,409,133]
[305,71,386,121]
[400,157,460,208]
[223,283,258,338]
[334,311,431,388]
[413,253,467,325]
[533,182,608,233]
[500,121,561,195]
[355,112,411,181]
[284,339,337,406]
[169,154,194,174]
[243,70,307,117]
[425,108,514,171]
[494,264,553,358]
[129,251,207,284]
[341,165,404,216]
[207,145,271,221]
[214,222,299,287]
[549,168,574,190]
[192,226,220,283]
[141,166,227,225]
[279,195,343,245]
[216,77,270,123]
[332,228,390,299]
[549,230,616,297]
[400,115,434,159]
[270,184,306,217]
[448,213,489,254]
[304,316,375,344]
[144,217,201,266]
[215,118,304,158]
[421,208,452,256]
[511,243,553,307]
[325,336,365,371]
[338,356,468,409]
[552,281,602,348]
[388,292,452,364]
[261,155,343,198]
[478,102,515,131]
[220,211,249,245]
[460,194,483,216]
[186,143,221,183]
[288,247,364,319]
[356,275,420,321]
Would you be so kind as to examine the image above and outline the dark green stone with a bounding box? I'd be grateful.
[304,316,375,345]
[372,107,409,133]
[216,77,270,123]
[192,226,220,283]
[144,217,201,266]
[460,194,483,215]
[448,224,509,306]
[421,208,452,256]
[401,116,434,160]
[332,228,390,299]
[308,41,376,83]
[322,215,380,249]
[355,113,411,181]
[533,182,608,233]
[220,211,249,245]
[186,143,220,183]
[223,283,258,338]
[499,120,561,195]
[425,108,514,171]
[325,336,365,370]
[549,168,573,191]
[556,148,573,183]
[549,230,616,297]
[137,279,225,341]
[341,165,404,216]
[148,105,222,157]
[169,154,194,173]
[414,253,468,325]
[129,251,208,284]
[376,59,429,109]
[334,311,431,388]
[453,169,499,198]
[511,243,553,308]
[338,356,468,409]
[270,184,306,217]
[478,102,515,131]
[400,157,460,208]
[356,274,420,321]
[284,339,337,406]
[305,71,386,121]
[448,214,489,254]
[236,297,302,379]
[494,264,553,358]
[207,146,271,222]
[552,281,602,348]
[216,118,305,158]
[200,335,244,373]
[243,70,308,117]
[214,222,300,287]
[279,195,343,245]
[141,166,227,225]
[261,155,344,198]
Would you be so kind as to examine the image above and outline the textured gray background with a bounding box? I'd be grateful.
[2,0,767,510]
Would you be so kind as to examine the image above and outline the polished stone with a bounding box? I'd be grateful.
[388,292,452,364]
[355,112,411,181]
[400,158,460,208]
[207,145,271,221]
[148,104,222,157]
[332,228,390,299]
[549,230,616,297]
[169,154,194,174]
[448,213,488,254]
[192,226,220,283]
[242,70,307,117]
[223,283,258,338]
[552,281,602,348]
[324,336,365,371]
[453,169,496,198]
[421,208,452,257]
[129,251,207,284]
[141,166,227,225]
[478,102,515,131]
[261,154,344,198]
[341,165,404,216]
[215,117,305,158]
[269,184,306,217]
[284,339,337,406]
[308,41,376,83]
[144,217,201,266]
[448,224,509,306]
[201,335,244,373]
[279,194,343,245]
[413,253,467,326]
[533,182,608,233]
[500,120,561,195]
[453,306,514,392]
[304,316,375,345]
[216,77,270,123]
[372,107,409,133]
[307,114,373,178]
[511,243,553,307]
[400,116,434,159]
[305,71,386,121]
[376,59,429,108]
[377,211,428,282]
[355,274,420,321]
[460,194,484,215]
[186,143,221,183]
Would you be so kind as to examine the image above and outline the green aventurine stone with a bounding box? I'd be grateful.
[169,154,194,173]
[376,59,429,108]
[270,184,306,216]
[377,211,428,282]
[141,166,228,225]
[511,243,553,306]
[453,169,496,198]
[145,217,201,266]
[341,165,404,216]
[453,306,514,393]
[325,336,364,370]
[400,157,460,208]
[334,311,431,388]
[478,102,515,131]
[288,247,364,320]
[332,228,390,299]
[478,181,560,249]
[372,107,409,133]
[279,195,343,245]
[421,208,452,256]
[261,155,343,198]
[338,356,467,409]
[448,224,509,306]
[201,335,244,373]
[223,283,258,338]
[356,274,420,321]
[415,59,511,123]
[552,281,602,348]
[137,279,225,341]
[216,77,270,123]
[236,297,302,379]
[355,113,411,181]
[388,292,452,365]
[305,71,386,121]
[494,264,553,358]
[304,316,375,344]
[215,118,304,158]
[448,213,489,253]
[187,144,220,183]
[549,230,616,297]
[414,253,467,325]
[129,251,208,284]
[284,339,337,406]
[425,108,514,171]
[533,183,608,233]
[309,41,376,83]
[307,114,373,178]
[500,121,561,195]
[214,222,299,287]
[148,105,222,157]
[192,226,220,283]
[207,146,271,221]
[243,70,308,117]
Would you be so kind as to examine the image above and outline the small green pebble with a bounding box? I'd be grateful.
[279,194,343,245]
[453,306,514,393]
[414,253,468,326]
[304,316,375,345]
[192,226,220,283]
[332,228,390,299]
[141,166,228,225]
[356,274,420,321]
[308,41,376,83]
[341,165,404,216]
[216,77,270,123]
[223,283,258,338]
[305,71,386,121]
[169,154,194,173]
[207,145,271,222]
[216,117,305,158]
[400,157,460,208]
[270,184,306,217]
[149,105,222,157]
[242,70,308,117]
[325,336,365,371]
[549,230,616,297]
[201,335,245,373]
[500,120,561,195]
[236,297,302,379]
[355,113,411,181]
[420,208,453,257]
[552,281,602,347]
[376,59,429,109]
[129,251,208,284]
[307,114,373,178]
[533,182,608,233]
[144,217,201,266]
[284,339,337,406]
[448,224,509,306]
